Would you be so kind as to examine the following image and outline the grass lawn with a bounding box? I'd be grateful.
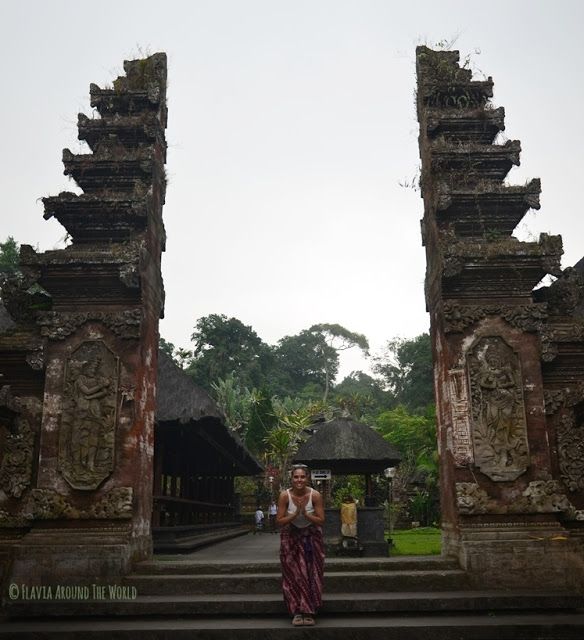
[388,527,441,556]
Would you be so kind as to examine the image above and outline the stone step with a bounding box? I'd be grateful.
[6,590,582,618]
[2,611,584,639]
[125,569,470,594]
[135,555,460,575]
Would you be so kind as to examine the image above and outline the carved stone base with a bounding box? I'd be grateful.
[443,523,584,590]
[5,525,134,587]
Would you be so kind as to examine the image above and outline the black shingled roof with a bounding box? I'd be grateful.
[293,416,401,474]
[156,350,262,475]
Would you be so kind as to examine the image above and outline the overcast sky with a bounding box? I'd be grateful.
[1,1,583,379]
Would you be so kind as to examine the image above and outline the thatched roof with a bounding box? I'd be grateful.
[156,350,223,423]
[293,417,401,474]
[156,351,262,475]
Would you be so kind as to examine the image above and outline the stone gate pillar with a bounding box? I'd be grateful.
[416,47,584,589]
[0,53,167,585]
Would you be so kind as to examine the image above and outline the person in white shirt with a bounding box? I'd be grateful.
[268,500,278,533]
[276,464,325,627]
[254,507,264,534]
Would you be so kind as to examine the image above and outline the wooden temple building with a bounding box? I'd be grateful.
[153,352,262,551]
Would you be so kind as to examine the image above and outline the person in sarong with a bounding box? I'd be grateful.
[340,495,357,538]
[276,464,325,627]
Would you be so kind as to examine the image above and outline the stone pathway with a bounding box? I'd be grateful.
[156,530,280,562]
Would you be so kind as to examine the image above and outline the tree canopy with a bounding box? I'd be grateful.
[185,314,274,391]
[0,236,19,278]
[161,321,437,521]
[373,333,434,412]
[272,329,335,398]
[308,323,369,402]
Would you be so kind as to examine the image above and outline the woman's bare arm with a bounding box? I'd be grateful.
[303,490,325,526]
[275,490,299,527]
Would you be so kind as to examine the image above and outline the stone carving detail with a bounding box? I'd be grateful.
[557,413,584,492]
[59,341,119,490]
[456,482,490,513]
[540,340,559,363]
[544,384,584,414]
[0,391,41,499]
[26,487,133,520]
[443,302,547,333]
[0,487,133,527]
[457,480,584,518]
[0,509,28,528]
[37,309,142,340]
[534,267,584,316]
[442,255,463,277]
[467,336,529,481]
[25,346,45,370]
[539,322,584,363]
[119,263,140,289]
[447,369,473,466]
[0,417,35,499]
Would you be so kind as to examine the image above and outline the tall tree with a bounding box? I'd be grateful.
[375,404,437,469]
[275,324,369,402]
[0,236,20,280]
[332,370,393,418]
[273,330,334,397]
[186,314,273,391]
[310,324,369,402]
[373,333,433,412]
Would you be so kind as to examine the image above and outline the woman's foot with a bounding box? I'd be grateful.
[303,616,315,626]
[292,614,304,626]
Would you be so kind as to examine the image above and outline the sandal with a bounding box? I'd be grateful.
[292,614,304,626]
[303,616,315,626]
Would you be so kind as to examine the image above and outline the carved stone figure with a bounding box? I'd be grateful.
[557,412,584,492]
[0,416,35,498]
[59,341,118,490]
[0,390,40,500]
[467,337,529,481]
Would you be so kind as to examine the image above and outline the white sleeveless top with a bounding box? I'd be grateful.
[287,488,314,528]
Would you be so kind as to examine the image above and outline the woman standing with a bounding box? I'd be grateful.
[276,464,325,627]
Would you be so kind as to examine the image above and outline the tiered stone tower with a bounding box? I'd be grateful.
[0,53,167,583]
[416,47,584,588]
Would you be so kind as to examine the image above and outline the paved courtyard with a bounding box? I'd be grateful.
[156,531,280,562]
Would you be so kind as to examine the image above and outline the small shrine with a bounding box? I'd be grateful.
[293,416,401,556]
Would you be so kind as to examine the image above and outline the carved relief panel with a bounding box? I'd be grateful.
[557,409,584,492]
[59,340,119,490]
[448,368,473,466]
[466,336,529,481]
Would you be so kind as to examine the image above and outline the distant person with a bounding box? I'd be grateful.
[340,495,358,538]
[269,500,278,533]
[254,507,264,534]
[276,464,325,627]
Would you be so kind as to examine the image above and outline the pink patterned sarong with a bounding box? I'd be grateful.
[280,524,325,615]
